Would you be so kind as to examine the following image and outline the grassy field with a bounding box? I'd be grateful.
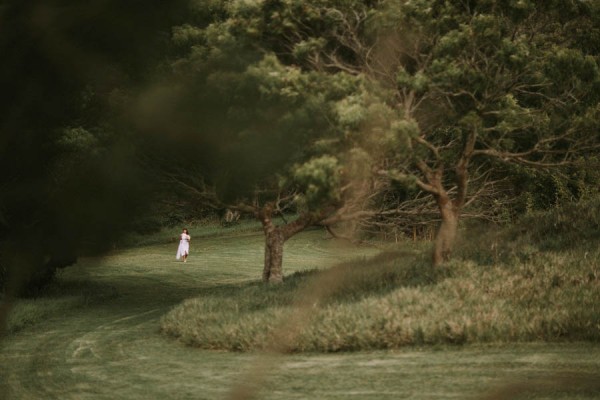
[1,222,600,399]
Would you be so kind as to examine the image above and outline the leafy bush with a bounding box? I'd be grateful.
[510,197,600,249]
[457,197,600,265]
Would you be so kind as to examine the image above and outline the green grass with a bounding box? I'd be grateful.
[4,279,118,334]
[1,215,600,399]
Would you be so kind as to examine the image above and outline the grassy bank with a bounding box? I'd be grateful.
[161,201,600,352]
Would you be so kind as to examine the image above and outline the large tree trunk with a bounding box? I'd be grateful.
[432,193,460,267]
[427,132,473,267]
[263,226,285,283]
[259,207,318,284]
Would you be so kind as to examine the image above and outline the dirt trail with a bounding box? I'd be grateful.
[1,231,599,400]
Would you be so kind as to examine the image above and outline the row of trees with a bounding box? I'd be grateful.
[2,0,599,292]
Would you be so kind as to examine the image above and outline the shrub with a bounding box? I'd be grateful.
[456,197,600,265]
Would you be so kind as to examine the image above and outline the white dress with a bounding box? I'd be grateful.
[176,233,191,259]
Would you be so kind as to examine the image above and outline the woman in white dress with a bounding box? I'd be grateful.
[176,228,191,262]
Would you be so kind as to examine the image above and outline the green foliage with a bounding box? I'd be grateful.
[292,156,342,208]
[454,198,600,338]
[57,127,101,153]
[186,0,600,230]
[501,160,600,216]
[459,197,600,266]
[335,95,368,129]
[292,37,328,60]
[142,2,380,213]
[545,48,599,87]
[171,24,204,46]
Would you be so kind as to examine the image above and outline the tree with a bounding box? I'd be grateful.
[135,1,387,283]
[220,0,600,266]
[376,0,600,265]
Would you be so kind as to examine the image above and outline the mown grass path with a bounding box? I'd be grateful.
[1,230,599,399]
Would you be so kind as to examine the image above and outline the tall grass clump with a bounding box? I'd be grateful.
[161,200,600,352]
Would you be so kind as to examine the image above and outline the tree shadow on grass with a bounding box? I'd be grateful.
[316,249,452,304]
[185,250,453,314]
[4,271,203,334]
